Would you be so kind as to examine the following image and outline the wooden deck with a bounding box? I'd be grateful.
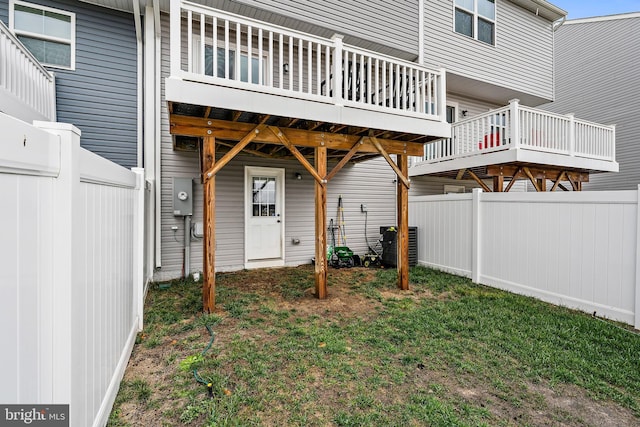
[410,100,618,192]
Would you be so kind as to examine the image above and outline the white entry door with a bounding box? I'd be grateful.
[244,166,285,268]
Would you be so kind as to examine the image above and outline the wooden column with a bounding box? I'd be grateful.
[397,154,409,290]
[493,175,504,192]
[202,137,216,313]
[315,146,328,298]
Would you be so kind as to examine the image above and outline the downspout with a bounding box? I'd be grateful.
[553,15,566,32]
[418,0,424,64]
[132,0,142,168]
[154,0,162,269]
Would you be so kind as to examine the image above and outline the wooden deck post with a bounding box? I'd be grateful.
[315,146,328,298]
[202,137,216,312]
[397,154,409,290]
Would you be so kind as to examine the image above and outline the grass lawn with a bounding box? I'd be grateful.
[108,266,640,426]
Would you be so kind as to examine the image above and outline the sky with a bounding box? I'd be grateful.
[550,0,640,19]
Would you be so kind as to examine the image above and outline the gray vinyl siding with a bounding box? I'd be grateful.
[159,13,396,279]
[1,0,138,169]
[424,0,555,102]
[540,16,640,190]
[0,3,6,24]
[197,0,419,59]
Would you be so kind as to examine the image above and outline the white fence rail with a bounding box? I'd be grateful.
[171,0,445,120]
[0,114,145,427]
[421,99,616,164]
[0,21,56,122]
[410,189,640,329]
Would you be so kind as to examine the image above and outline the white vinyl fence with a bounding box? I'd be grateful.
[0,114,145,427]
[410,189,640,329]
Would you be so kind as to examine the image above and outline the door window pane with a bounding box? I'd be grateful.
[252,177,276,217]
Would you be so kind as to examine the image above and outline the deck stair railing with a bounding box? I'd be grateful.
[171,0,446,121]
[420,99,615,164]
[0,21,56,122]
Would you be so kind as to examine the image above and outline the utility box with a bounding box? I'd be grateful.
[380,226,418,267]
[173,178,193,216]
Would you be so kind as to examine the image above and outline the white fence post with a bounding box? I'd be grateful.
[636,185,640,330]
[332,34,344,107]
[509,99,520,149]
[33,121,81,406]
[132,168,145,331]
[471,188,482,283]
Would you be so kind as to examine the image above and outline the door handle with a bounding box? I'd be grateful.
[277,220,281,223]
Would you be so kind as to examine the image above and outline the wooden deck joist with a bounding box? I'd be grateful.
[438,163,591,193]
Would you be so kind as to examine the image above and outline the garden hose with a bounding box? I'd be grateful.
[193,323,215,397]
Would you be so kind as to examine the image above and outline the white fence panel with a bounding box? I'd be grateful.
[409,194,473,277]
[0,114,145,427]
[410,190,640,328]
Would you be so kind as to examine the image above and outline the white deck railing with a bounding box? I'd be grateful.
[170,0,445,121]
[0,21,56,122]
[420,99,616,164]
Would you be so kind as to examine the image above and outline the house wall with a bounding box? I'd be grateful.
[158,13,397,280]
[540,15,640,190]
[0,0,138,169]
[424,0,555,102]
[198,0,419,60]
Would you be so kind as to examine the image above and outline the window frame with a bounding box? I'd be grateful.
[453,0,496,46]
[9,0,76,70]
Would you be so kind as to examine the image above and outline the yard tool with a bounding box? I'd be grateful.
[328,218,355,268]
[361,205,382,268]
[338,194,353,247]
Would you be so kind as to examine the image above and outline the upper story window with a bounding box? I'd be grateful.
[454,0,495,46]
[9,0,76,69]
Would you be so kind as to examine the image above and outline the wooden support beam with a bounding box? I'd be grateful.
[231,110,242,121]
[204,125,264,181]
[559,183,570,191]
[493,175,504,192]
[257,114,271,125]
[467,170,491,192]
[397,154,409,291]
[215,140,272,159]
[325,137,365,182]
[170,115,425,156]
[203,106,211,118]
[486,165,589,183]
[370,134,411,188]
[315,146,328,299]
[202,137,216,313]
[523,167,541,192]
[567,173,580,191]
[456,169,466,180]
[538,178,547,192]
[269,126,326,185]
[504,167,522,192]
[550,171,567,192]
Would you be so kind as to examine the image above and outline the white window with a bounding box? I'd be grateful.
[9,0,75,69]
[454,0,495,46]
